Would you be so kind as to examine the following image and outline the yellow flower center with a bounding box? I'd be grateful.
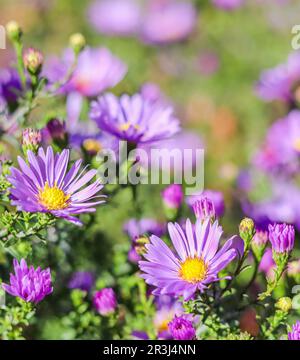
[157,319,170,333]
[179,257,207,283]
[119,122,140,132]
[38,182,70,211]
[293,138,300,152]
[83,139,102,154]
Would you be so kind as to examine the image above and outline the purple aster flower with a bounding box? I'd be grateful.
[192,198,216,222]
[288,321,300,340]
[42,118,67,144]
[8,146,105,226]
[268,223,295,254]
[168,315,196,340]
[212,0,244,11]
[187,189,225,218]
[141,0,197,45]
[88,0,141,37]
[43,47,127,97]
[162,184,183,209]
[90,93,180,144]
[93,288,117,315]
[0,68,22,104]
[68,271,94,292]
[139,218,237,300]
[2,258,52,303]
[256,52,300,103]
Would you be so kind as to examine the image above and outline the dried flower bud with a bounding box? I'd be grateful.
[22,128,41,153]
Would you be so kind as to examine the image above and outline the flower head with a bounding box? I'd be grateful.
[2,258,52,303]
[168,315,196,340]
[8,146,105,225]
[43,47,127,97]
[139,218,237,300]
[22,128,42,153]
[68,271,94,292]
[93,288,117,315]
[193,197,216,222]
[275,297,292,312]
[88,0,141,37]
[162,184,183,209]
[288,321,300,340]
[268,223,295,254]
[141,1,197,45]
[69,33,86,54]
[23,48,43,75]
[187,189,225,218]
[90,93,180,144]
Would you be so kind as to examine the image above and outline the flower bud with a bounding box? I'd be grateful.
[22,128,41,154]
[239,218,255,247]
[134,236,150,256]
[168,315,196,340]
[69,33,86,54]
[268,223,295,254]
[252,229,268,260]
[192,197,215,222]
[276,297,292,312]
[23,48,44,75]
[162,184,183,209]
[6,21,22,42]
[93,288,117,316]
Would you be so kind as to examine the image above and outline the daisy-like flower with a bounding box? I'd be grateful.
[139,218,237,300]
[2,258,52,303]
[90,93,180,145]
[8,146,105,225]
[288,321,300,340]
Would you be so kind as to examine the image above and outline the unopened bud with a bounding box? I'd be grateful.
[239,218,255,247]
[276,297,292,312]
[192,197,215,222]
[22,128,41,154]
[69,33,86,54]
[6,21,22,42]
[23,48,43,75]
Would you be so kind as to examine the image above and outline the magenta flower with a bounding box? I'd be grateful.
[187,189,225,218]
[168,315,196,340]
[2,258,52,303]
[90,93,180,144]
[93,288,117,315]
[8,146,105,226]
[88,0,141,37]
[139,218,237,300]
[162,184,183,209]
[259,248,275,278]
[268,223,295,254]
[141,0,197,45]
[256,52,300,103]
[212,0,244,11]
[288,321,300,340]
